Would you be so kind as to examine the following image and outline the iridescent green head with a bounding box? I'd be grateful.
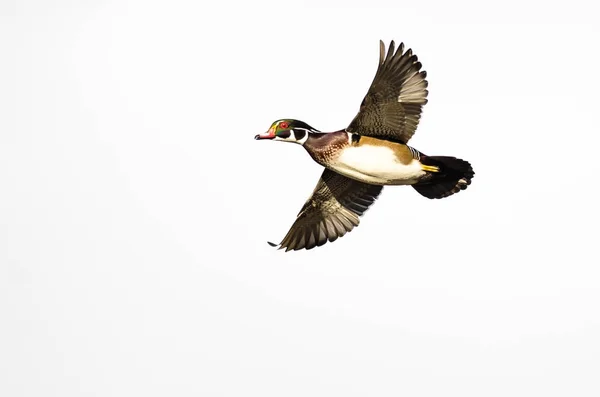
[255,119,318,145]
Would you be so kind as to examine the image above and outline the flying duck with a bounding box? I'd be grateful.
[255,40,475,252]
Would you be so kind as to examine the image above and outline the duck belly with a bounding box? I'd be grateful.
[331,145,425,185]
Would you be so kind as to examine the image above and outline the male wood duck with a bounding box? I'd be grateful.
[255,40,475,251]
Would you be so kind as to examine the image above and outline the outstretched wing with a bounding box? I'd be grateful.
[347,40,429,144]
[270,169,383,252]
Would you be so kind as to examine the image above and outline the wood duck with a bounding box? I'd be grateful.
[255,40,475,252]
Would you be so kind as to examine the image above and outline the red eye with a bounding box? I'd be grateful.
[279,122,289,129]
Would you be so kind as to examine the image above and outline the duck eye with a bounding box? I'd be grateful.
[279,121,289,129]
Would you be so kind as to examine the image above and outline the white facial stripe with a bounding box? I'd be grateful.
[298,133,308,145]
[293,128,309,145]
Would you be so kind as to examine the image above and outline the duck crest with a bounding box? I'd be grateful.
[304,130,350,165]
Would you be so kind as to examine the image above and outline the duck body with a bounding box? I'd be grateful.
[255,40,475,251]
[304,131,427,186]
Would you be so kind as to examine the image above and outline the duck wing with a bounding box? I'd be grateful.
[269,169,383,251]
[347,40,429,144]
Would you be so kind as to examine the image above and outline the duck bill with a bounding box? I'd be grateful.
[254,132,275,140]
[255,126,276,140]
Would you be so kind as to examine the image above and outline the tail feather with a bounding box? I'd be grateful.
[413,156,474,199]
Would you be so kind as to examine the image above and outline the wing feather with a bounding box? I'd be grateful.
[347,40,429,144]
[272,169,383,252]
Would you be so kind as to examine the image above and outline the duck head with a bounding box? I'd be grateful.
[254,119,319,145]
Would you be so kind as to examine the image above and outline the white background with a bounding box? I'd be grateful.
[2,1,599,396]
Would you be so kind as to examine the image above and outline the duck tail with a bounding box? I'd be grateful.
[412,156,475,199]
